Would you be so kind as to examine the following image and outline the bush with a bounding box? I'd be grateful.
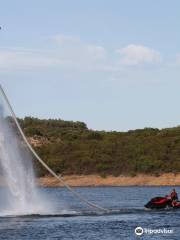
[17,117,180,176]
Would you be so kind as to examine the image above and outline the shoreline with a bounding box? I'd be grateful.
[37,173,180,187]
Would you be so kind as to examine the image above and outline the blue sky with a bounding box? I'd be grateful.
[0,0,179,131]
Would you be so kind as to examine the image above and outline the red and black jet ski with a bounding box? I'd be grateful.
[145,196,180,209]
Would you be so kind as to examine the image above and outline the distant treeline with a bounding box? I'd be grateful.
[17,117,180,177]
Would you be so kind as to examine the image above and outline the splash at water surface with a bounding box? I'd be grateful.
[0,98,49,216]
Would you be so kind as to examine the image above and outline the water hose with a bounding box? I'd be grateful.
[0,85,108,212]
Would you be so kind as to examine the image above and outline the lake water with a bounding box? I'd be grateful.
[0,186,180,240]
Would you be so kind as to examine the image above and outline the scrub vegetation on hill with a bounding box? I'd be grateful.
[17,117,180,177]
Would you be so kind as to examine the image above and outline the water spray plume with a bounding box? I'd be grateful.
[0,89,48,215]
[0,84,108,213]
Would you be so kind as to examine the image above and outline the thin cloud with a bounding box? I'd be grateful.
[0,49,66,71]
[0,40,164,74]
[86,45,106,60]
[52,34,106,60]
[52,34,80,45]
[116,44,162,66]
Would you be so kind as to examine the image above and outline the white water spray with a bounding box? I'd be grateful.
[0,85,107,213]
[0,100,48,215]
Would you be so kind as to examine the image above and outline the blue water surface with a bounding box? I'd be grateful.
[0,186,180,240]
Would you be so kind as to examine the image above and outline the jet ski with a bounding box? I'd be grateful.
[145,196,180,209]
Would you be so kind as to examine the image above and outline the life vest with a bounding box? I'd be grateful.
[171,191,177,199]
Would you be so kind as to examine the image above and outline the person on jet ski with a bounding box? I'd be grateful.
[170,189,178,201]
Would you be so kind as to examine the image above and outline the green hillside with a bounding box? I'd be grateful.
[18,117,180,177]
